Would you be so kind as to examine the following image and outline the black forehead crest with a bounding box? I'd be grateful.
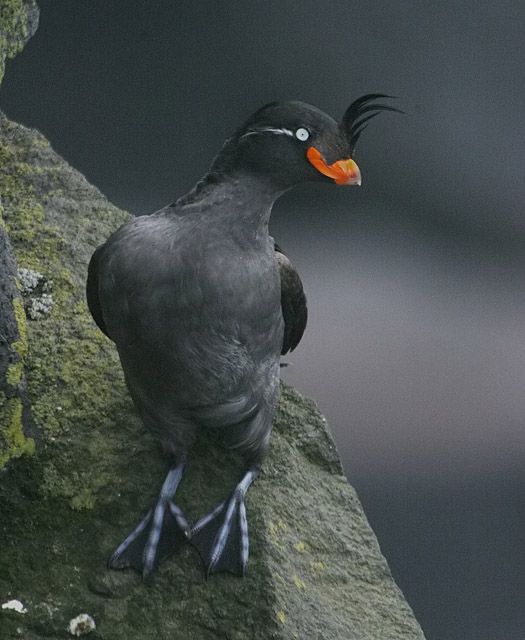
[341,94,403,154]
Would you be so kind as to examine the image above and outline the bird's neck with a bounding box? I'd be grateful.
[176,171,287,248]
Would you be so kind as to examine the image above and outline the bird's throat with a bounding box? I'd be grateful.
[178,172,283,249]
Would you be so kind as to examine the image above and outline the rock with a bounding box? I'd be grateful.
[1,599,27,614]
[0,6,426,637]
[68,613,96,636]
[0,0,39,468]
[0,195,35,468]
[17,267,54,319]
[0,0,39,86]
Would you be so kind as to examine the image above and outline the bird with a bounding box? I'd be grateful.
[86,94,401,578]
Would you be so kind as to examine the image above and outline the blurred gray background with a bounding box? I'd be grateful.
[2,1,524,637]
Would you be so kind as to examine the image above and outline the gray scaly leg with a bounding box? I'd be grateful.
[109,462,190,577]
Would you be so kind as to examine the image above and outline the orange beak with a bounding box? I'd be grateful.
[307,147,362,186]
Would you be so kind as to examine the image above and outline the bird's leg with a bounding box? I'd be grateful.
[109,460,190,577]
[190,465,260,577]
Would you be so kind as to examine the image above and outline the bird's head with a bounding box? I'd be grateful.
[212,94,402,191]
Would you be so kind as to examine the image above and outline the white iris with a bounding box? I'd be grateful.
[295,127,310,141]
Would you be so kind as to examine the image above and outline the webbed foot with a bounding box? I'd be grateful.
[109,463,189,577]
[190,467,259,577]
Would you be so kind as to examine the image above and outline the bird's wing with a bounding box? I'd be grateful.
[275,243,307,355]
[86,245,111,340]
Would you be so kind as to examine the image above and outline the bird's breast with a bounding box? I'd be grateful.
[99,217,284,408]
[104,215,280,316]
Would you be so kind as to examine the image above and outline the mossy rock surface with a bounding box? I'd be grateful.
[0,93,425,640]
[0,208,34,467]
[0,0,39,86]
[0,0,39,467]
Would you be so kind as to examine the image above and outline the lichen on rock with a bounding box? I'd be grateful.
[0,0,39,86]
[17,267,54,318]
[0,197,35,467]
[0,0,40,468]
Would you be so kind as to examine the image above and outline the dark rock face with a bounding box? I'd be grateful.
[0,208,30,466]
[0,206,35,468]
[0,0,39,467]
[0,5,426,637]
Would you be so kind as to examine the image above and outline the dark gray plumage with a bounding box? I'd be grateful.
[86,95,398,577]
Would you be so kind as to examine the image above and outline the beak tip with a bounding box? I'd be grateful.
[335,159,361,186]
[344,170,362,186]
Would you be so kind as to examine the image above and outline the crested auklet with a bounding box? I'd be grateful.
[86,95,401,577]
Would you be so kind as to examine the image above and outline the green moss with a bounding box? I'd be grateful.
[0,316,34,463]
[0,224,32,466]
[0,0,32,86]
[41,463,96,510]
[5,359,23,386]
[0,145,45,249]
[292,574,307,590]
[0,397,35,467]
[12,338,27,359]
[70,487,96,510]
[13,296,27,344]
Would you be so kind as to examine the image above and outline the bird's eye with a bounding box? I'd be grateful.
[295,127,310,141]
